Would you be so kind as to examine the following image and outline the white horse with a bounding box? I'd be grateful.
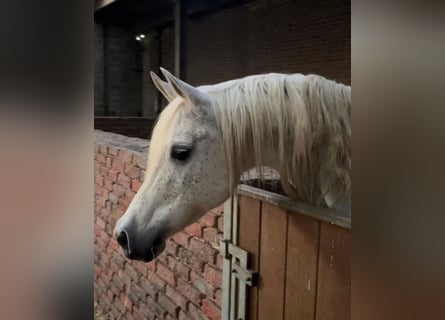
[114,68,351,262]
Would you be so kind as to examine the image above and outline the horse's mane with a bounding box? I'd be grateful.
[206,73,351,209]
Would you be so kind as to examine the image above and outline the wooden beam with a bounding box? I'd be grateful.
[174,0,187,79]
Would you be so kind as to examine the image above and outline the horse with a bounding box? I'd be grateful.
[114,67,351,262]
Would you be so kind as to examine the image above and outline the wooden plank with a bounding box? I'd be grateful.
[258,202,288,320]
[238,195,261,320]
[237,184,351,229]
[315,222,351,320]
[284,214,320,320]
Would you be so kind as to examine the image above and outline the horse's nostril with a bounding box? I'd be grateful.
[116,230,131,253]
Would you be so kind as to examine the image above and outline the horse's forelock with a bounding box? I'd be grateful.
[146,97,185,180]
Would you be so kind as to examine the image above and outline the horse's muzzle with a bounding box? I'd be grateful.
[114,225,165,262]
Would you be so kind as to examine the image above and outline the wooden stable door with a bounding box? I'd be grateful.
[221,185,351,320]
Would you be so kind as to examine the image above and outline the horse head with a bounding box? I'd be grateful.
[114,68,230,262]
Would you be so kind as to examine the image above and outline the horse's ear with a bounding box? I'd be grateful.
[159,67,211,107]
[150,71,177,102]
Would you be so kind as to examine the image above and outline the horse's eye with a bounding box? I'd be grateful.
[171,146,192,161]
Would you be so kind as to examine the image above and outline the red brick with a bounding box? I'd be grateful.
[99,229,109,242]
[96,217,106,230]
[118,197,130,210]
[120,292,133,312]
[109,238,120,250]
[177,278,203,303]
[171,260,191,280]
[131,179,141,192]
[94,224,101,236]
[187,302,206,320]
[125,189,136,200]
[125,163,140,179]
[96,238,107,251]
[110,262,121,277]
[203,227,218,245]
[214,288,222,307]
[140,278,159,298]
[94,163,100,174]
[127,283,146,304]
[185,223,203,238]
[119,150,133,163]
[147,270,166,289]
[96,153,106,164]
[112,274,125,291]
[202,298,220,320]
[134,305,155,320]
[94,265,101,277]
[99,166,108,177]
[210,205,224,216]
[114,296,126,313]
[112,184,126,197]
[95,175,104,186]
[103,178,113,191]
[191,273,212,298]
[108,169,119,182]
[166,285,188,310]
[217,216,224,232]
[204,265,222,288]
[164,240,179,256]
[117,173,131,189]
[147,294,167,318]
[215,254,223,269]
[172,232,190,247]
[125,264,140,282]
[157,262,176,286]
[112,159,124,172]
[96,277,107,293]
[178,247,204,271]
[133,261,148,277]
[118,269,132,286]
[189,238,218,264]
[200,212,218,227]
[94,183,103,196]
[110,305,122,319]
[158,293,180,317]
[106,289,115,304]
[178,310,193,320]
[105,156,112,168]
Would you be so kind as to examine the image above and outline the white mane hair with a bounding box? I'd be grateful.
[202,73,351,208]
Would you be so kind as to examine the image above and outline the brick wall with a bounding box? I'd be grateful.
[95,0,350,118]
[159,0,350,86]
[94,23,143,116]
[94,130,224,320]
